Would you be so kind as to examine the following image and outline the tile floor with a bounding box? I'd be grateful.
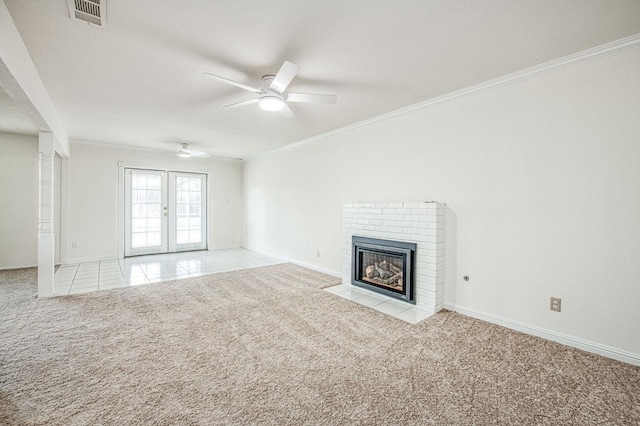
[54,248,431,323]
[323,284,433,324]
[53,248,284,296]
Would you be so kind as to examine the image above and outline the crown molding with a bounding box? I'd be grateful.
[72,139,241,162]
[247,32,640,162]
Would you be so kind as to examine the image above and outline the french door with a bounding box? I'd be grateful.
[124,169,207,256]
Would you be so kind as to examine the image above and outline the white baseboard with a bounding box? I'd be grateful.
[0,264,37,270]
[282,258,343,279]
[66,255,120,264]
[444,303,640,367]
[208,245,242,251]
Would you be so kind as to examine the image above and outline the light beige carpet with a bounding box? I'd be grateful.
[1,264,639,425]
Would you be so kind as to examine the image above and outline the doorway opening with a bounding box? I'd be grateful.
[124,168,207,256]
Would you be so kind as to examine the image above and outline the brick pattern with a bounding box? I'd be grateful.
[342,202,445,313]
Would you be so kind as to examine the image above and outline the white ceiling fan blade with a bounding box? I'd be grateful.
[270,61,299,93]
[203,72,261,93]
[190,149,210,158]
[222,98,259,109]
[286,92,337,104]
[279,102,295,119]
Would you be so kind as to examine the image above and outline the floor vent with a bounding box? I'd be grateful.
[67,0,107,28]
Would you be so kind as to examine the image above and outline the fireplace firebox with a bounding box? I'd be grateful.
[352,236,416,304]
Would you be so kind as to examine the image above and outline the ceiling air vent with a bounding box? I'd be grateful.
[67,0,107,28]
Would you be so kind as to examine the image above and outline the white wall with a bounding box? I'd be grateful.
[0,132,38,268]
[66,142,243,262]
[0,133,64,269]
[244,48,640,357]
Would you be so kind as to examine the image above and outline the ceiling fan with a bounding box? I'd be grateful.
[203,61,337,118]
[177,143,209,158]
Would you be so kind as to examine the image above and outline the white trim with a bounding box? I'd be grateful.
[247,33,640,162]
[0,264,38,270]
[0,262,63,270]
[208,245,241,251]
[59,157,70,264]
[72,139,243,162]
[282,258,343,279]
[444,303,640,367]
[66,255,120,264]
[119,162,210,175]
[117,161,125,258]
[37,132,56,298]
[207,169,212,250]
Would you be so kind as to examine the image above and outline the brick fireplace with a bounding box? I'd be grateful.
[342,202,445,313]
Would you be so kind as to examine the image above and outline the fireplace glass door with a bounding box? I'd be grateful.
[352,236,416,303]
[358,250,405,294]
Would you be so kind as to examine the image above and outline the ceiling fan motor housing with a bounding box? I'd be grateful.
[257,75,285,111]
[261,74,276,87]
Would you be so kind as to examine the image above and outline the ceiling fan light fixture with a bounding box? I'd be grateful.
[259,95,285,112]
[178,143,191,158]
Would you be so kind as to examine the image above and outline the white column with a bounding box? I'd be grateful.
[37,132,55,298]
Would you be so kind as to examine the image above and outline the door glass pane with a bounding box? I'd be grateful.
[131,233,146,248]
[148,204,160,217]
[177,230,189,244]
[148,175,161,189]
[148,232,162,246]
[130,172,163,249]
[132,218,146,232]
[175,176,203,245]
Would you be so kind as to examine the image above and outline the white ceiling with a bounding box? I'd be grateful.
[2,0,640,159]
[0,85,39,135]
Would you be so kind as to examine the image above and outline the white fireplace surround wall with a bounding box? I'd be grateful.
[342,202,445,313]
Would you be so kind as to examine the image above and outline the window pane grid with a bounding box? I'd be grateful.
[176,177,202,245]
[130,173,163,249]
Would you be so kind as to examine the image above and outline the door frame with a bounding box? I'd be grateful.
[118,162,212,259]
[124,168,169,256]
[167,171,208,253]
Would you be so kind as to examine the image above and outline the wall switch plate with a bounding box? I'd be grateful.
[550,297,561,312]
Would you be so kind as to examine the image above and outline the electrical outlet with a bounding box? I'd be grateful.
[550,297,561,312]
[72,241,78,248]
[316,250,320,258]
